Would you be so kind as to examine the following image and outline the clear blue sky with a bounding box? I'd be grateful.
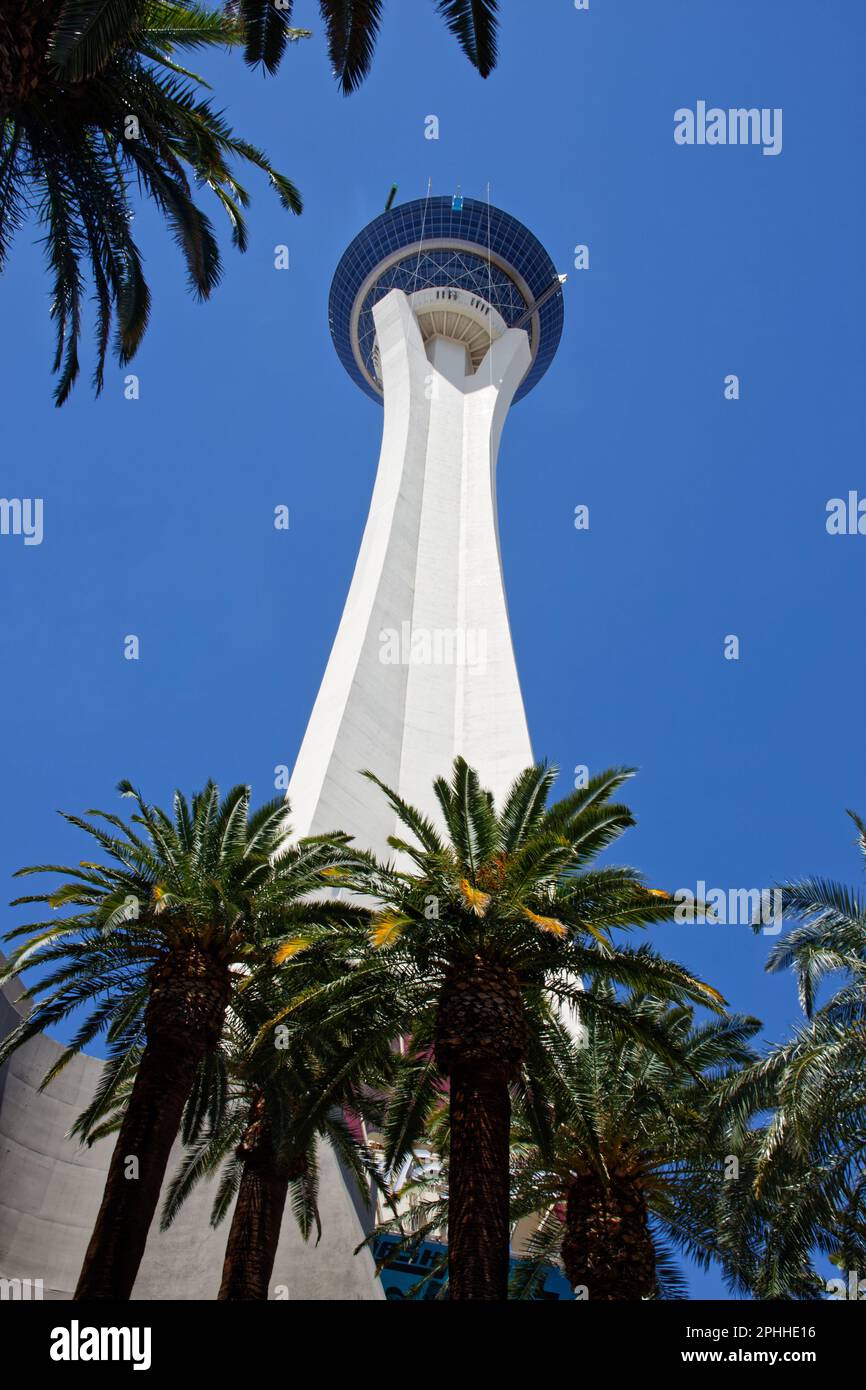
[1,0,865,1297]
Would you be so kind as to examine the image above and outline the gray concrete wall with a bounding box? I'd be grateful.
[0,974,383,1300]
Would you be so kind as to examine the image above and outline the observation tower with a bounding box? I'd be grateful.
[288,194,565,851]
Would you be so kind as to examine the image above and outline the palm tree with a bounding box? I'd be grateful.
[712,811,866,1297]
[371,994,759,1300]
[765,809,866,1019]
[0,781,354,1300]
[171,967,395,1302]
[79,976,393,1300]
[230,1,499,90]
[0,2,303,402]
[264,758,727,1300]
[709,1086,866,1300]
[507,992,761,1300]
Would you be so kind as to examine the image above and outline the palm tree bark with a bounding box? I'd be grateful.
[435,960,527,1301]
[561,1171,656,1300]
[75,943,230,1300]
[217,1093,302,1301]
[0,1,56,117]
[447,1063,512,1300]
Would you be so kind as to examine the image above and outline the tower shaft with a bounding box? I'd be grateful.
[288,289,533,850]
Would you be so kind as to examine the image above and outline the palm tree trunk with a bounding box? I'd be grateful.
[218,1094,300,1301]
[74,943,230,1300]
[435,960,527,1302]
[561,1171,656,1300]
[0,2,57,117]
[447,1063,512,1301]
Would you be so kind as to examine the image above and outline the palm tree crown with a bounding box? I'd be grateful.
[713,811,866,1297]
[0,2,302,402]
[264,758,726,1300]
[2,779,345,1075]
[508,991,761,1300]
[1,779,353,1299]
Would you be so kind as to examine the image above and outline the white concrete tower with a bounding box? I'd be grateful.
[289,195,565,851]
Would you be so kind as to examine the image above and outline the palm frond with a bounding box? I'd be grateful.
[433,0,499,79]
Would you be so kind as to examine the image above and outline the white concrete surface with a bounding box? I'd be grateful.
[288,289,534,855]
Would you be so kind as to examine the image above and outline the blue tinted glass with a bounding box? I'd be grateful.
[329,196,564,404]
